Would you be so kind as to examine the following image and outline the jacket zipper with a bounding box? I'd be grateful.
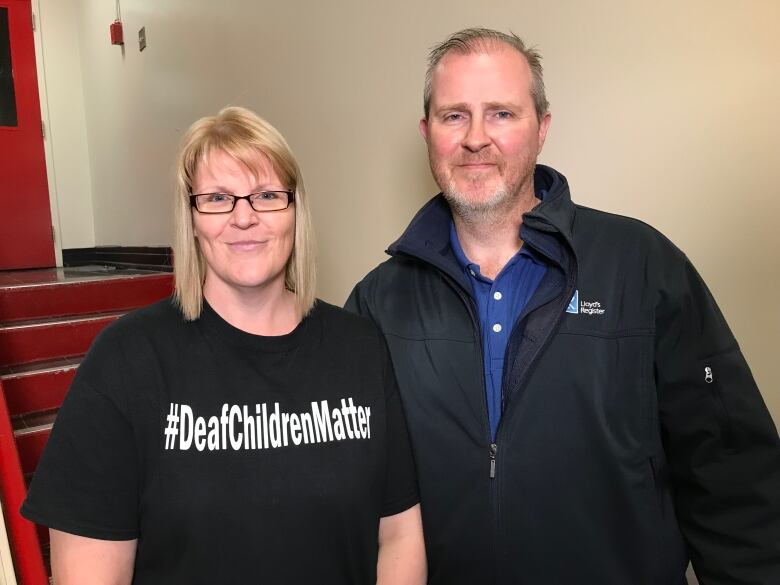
[395,247,571,583]
[392,250,495,458]
[388,190,578,583]
[440,274,496,475]
[436,271,501,580]
[395,238,578,480]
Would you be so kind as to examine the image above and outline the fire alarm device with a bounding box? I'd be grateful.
[110,20,124,45]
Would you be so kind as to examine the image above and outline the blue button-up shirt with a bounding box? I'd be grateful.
[450,221,547,440]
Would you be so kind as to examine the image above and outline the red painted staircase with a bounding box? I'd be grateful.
[0,268,173,584]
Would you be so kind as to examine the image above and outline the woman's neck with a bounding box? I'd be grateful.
[203,278,300,336]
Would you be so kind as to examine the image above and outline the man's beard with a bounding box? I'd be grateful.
[442,182,514,225]
[436,164,536,226]
[429,149,538,225]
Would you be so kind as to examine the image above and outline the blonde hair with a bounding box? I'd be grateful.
[173,106,316,320]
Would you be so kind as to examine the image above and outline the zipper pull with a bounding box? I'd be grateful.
[705,366,714,384]
[489,443,498,478]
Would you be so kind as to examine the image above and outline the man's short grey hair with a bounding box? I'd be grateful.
[423,27,550,123]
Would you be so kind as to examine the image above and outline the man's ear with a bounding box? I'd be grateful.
[537,112,552,154]
[419,117,429,141]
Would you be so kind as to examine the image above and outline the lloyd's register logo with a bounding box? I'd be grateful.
[566,290,606,316]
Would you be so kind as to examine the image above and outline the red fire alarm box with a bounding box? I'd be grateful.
[110,20,124,45]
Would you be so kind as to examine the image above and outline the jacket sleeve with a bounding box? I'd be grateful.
[654,252,780,584]
[345,279,373,320]
[344,284,362,315]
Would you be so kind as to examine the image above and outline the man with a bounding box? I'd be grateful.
[346,27,780,585]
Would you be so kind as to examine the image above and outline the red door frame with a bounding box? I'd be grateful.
[0,0,55,270]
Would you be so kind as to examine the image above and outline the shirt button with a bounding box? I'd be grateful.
[492,323,502,333]
[469,269,476,277]
[493,291,503,300]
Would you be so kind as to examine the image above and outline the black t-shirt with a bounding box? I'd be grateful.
[22,299,418,585]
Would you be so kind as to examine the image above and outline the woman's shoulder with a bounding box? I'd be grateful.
[83,297,190,365]
[69,298,188,404]
[100,296,185,341]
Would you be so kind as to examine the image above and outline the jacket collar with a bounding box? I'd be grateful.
[387,165,576,285]
[521,165,576,244]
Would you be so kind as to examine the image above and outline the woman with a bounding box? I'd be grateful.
[22,107,426,584]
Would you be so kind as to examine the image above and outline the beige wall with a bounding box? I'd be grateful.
[57,2,779,404]
[59,0,778,423]
[36,0,94,249]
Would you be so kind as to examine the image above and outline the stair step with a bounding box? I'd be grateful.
[0,268,171,582]
[14,413,55,475]
[15,412,56,555]
[0,271,173,323]
[1,357,80,418]
[0,312,122,368]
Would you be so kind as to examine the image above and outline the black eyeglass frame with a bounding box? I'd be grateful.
[188,190,295,214]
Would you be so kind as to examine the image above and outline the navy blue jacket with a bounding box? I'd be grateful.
[346,165,780,585]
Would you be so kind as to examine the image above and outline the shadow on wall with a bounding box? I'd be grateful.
[314,126,438,305]
[395,125,441,215]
